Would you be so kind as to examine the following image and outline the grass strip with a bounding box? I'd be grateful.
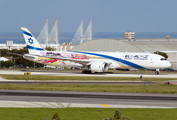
[0,108,176,120]
[0,84,177,93]
[0,75,176,81]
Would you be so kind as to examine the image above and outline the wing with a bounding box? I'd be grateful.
[26,54,92,66]
[43,56,91,65]
[6,52,24,57]
[26,53,112,66]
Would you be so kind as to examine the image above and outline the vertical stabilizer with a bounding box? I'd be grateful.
[21,27,45,54]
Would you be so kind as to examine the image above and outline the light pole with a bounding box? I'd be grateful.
[0,51,1,68]
[34,62,35,69]
[14,58,15,68]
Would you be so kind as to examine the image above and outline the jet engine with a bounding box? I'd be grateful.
[90,62,109,72]
[23,54,38,61]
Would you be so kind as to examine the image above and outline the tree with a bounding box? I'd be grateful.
[45,46,56,51]
[1,61,14,68]
[2,47,43,68]
[0,49,11,57]
[154,51,168,59]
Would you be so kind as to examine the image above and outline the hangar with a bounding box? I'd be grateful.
[71,38,177,69]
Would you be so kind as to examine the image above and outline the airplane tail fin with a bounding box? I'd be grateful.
[21,27,45,54]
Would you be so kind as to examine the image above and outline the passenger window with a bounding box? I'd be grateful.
[161,58,167,61]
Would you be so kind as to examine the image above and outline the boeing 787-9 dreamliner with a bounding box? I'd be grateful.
[21,27,171,74]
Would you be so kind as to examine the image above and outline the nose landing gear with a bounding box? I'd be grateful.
[155,71,159,75]
[155,69,159,75]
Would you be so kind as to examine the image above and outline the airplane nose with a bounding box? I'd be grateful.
[166,61,171,68]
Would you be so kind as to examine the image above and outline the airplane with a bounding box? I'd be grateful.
[21,27,171,75]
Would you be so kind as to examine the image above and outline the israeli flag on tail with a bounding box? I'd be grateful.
[21,27,45,54]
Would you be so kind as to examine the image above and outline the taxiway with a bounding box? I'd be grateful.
[0,70,176,108]
[1,70,177,78]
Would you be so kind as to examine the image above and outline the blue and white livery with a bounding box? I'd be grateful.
[21,27,171,74]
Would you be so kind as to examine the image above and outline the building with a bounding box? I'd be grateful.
[124,31,135,39]
[0,43,26,50]
[0,43,75,51]
[0,57,9,61]
[60,43,75,51]
[70,38,177,70]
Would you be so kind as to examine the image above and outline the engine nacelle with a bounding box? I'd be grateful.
[23,54,38,61]
[90,62,109,72]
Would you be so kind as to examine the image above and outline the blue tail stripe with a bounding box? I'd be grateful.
[22,30,33,37]
[72,51,147,69]
[27,45,45,51]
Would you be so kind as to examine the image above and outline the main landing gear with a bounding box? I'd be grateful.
[82,70,92,74]
[155,69,159,75]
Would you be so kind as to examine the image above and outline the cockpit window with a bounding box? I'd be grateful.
[161,58,167,61]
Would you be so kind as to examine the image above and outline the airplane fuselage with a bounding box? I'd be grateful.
[24,50,171,70]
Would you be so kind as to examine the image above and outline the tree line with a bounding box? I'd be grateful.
[0,46,55,68]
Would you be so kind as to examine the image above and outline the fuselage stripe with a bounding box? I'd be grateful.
[27,45,45,51]
[22,30,33,37]
[72,51,147,69]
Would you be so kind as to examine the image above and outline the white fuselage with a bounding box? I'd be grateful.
[24,51,171,70]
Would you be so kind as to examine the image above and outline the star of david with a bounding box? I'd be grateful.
[28,38,34,45]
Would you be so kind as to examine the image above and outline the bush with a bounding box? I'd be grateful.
[1,61,14,68]
[114,109,121,119]
[45,46,56,51]
[103,109,130,120]
[52,112,60,120]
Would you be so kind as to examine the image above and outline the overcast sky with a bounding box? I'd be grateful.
[0,0,177,32]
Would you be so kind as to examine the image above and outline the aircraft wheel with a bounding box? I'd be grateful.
[155,71,159,75]
[85,70,90,74]
[82,70,91,74]
[88,70,91,74]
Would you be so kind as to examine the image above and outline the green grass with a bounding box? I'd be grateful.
[0,75,176,81]
[0,84,177,93]
[0,108,176,120]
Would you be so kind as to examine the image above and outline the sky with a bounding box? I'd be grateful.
[0,0,177,32]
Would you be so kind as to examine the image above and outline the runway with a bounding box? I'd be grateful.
[0,90,176,108]
[1,70,177,78]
